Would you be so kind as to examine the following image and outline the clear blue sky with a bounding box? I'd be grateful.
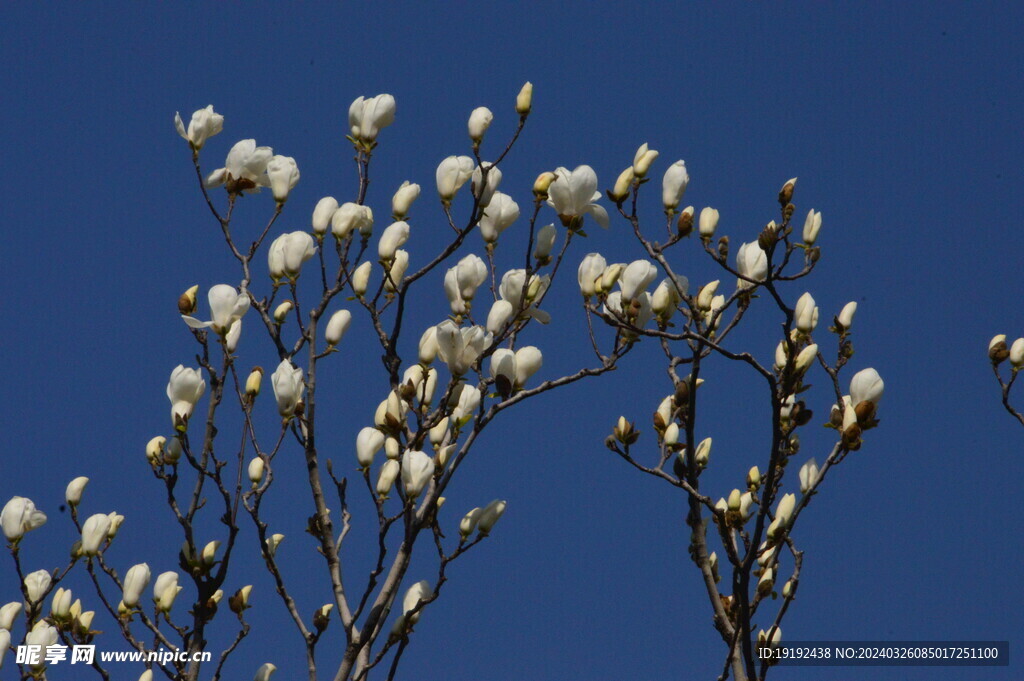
[2,3,1022,680]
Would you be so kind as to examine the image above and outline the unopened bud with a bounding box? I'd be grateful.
[178,285,199,315]
[533,172,557,198]
[515,82,533,115]
[778,177,797,205]
[246,367,263,397]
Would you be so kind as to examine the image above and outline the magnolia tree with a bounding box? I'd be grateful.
[0,84,883,681]
[585,161,884,680]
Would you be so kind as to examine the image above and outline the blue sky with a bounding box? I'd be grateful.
[1,2,1022,680]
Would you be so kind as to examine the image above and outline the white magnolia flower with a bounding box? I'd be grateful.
[435,321,491,375]
[794,292,819,334]
[1,497,47,541]
[174,105,224,151]
[122,563,151,608]
[377,460,400,497]
[401,450,435,498]
[384,250,409,291]
[605,291,653,329]
[182,284,250,334]
[699,207,719,238]
[849,368,884,406]
[206,139,273,193]
[651,277,687,320]
[325,310,352,347]
[267,155,300,203]
[167,365,206,429]
[533,224,557,261]
[331,202,373,240]
[577,253,607,297]
[356,427,385,468]
[500,269,550,318]
[311,196,339,235]
[838,301,857,330]
[81,513,112,556]
[471,163,503,207]
[735,241,768,289]
[477,499,507,534]
[547,166,609,229]
[65,477,89,507]
[391,181,421,219]
[418,326,439,364]
[619,260,658,301]
[392,579,433,634]
[436,156,475,203]
[799,458,819,494]
[479,192,520,243]
[444,254,488,313]
[468,107,494,143]
[803,209,822,245]
[516,82,533,114]
[514,346,542,387]
[24,569,52,604]
[153,571,181,613]
[25,620,58,650]
[268,232,317,281]
[352,261,373,296]
[349,94,396,144]
[662,160,689,212]
[378,221,410,261]
[271,360,305,417]
[632,143,659,177]
[450,383,482,423]
[486,300,514,334]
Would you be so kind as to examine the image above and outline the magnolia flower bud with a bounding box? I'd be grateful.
[273,300,293,323]
[479,192,520,243]
[393,580,433,635]
[490,348,517,396]
[268,232,316,280]
[402,450,435,498]
[63,477,89,507]
[468,107,494,143]
[472,163,503,207]
[662,160,689,212]
[747,466,761,491]
[80,513,112,556]
[246,367,263,397]
[619,260,658,301]
[676,205,695,236]
[267,155,300,204]
[202,540,220,565]
[758,626,782,649]
[632,143,659,178]
[178,284,199,315]
[0,601,19,630]
[265,535,284,558]
[436,156,475,203]
[154,571,181,613]
[174,105,224,151]
[516,82,533,115]
[487,300,515,334]
[1011,338,1024,368]
[348,94,396,144]
[271,360,305,418]
[599,264,625,294]
[837,301,857,331]
[107,512,125,538]
[794,344,818,374]
[577,253,607,298]
[352,261,373,296]
[696,280,720,311]
[51,587,72,619]
[385,250,409,291]
[514,346,542,387]
[378,221,410,261]
[794,292,818,333]
[799,458,819,494]
[384,437,400,460]
[802,209,822,245]
[459,508,482,539]
[694,437,712,468]
[779,177,798,204]
[736,241,768,289]
[122,563,151,608]
[248,457,265,486]
[24,569,51,606]
[418,326,439,364]
[165,437,182,464]
[775,493,796,526]
[609,166,635,203]
[167,365,206,431]
[391,181,421,220]
[331,202,374,240]
[356,427,385,468]
[254,663,278,681]
[477,499,507,534]
[758,567,775,595]
[533,224,557,262]
[533,171,557,198]
[849,367,884,406]
[325,310,352,347]
[377,460,400,498]
[663,423,679,446]
[312,197,339,236]
[699,207,719,239]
